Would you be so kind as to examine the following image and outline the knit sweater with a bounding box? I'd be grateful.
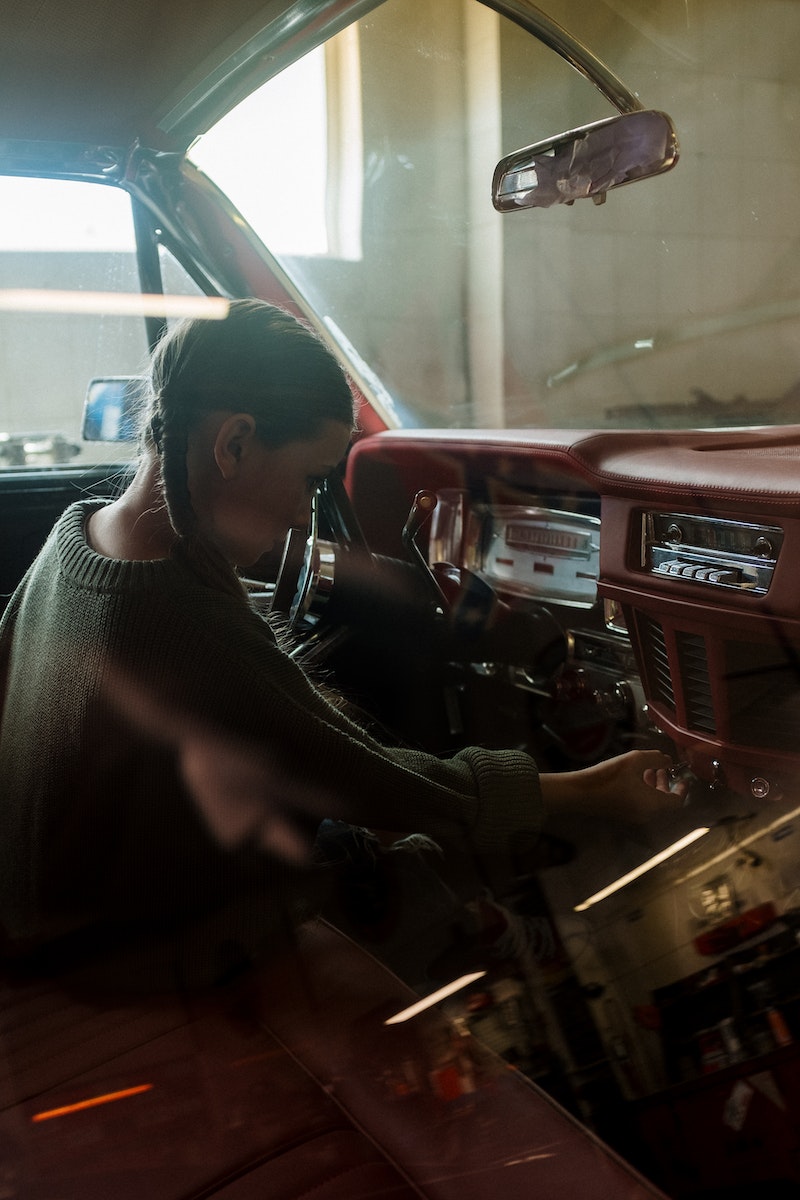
[0,500,542,960]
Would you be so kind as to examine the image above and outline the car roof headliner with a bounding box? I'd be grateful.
[0,0,372,155]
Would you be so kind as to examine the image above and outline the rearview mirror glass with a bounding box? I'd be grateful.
[492,109,678,212]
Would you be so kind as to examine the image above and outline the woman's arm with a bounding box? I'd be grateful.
[540,749,683,826]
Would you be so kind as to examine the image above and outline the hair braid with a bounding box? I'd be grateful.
[158,400,247,601]
[148,410,165,455]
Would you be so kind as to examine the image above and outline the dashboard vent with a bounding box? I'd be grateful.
[639,615,675,711]
[676,632,716,733]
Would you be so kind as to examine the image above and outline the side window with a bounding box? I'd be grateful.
[0,176,148,468]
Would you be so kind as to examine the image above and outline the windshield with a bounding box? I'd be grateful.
[191,0,800,432]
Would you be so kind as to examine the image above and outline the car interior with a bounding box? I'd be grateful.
[2,1,800,1197]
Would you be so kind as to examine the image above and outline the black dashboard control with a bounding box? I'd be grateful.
[642,512,782,595]
[710,759,726,790]
[593,679,634,721]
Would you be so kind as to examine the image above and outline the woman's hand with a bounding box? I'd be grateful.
[541,749,686,826]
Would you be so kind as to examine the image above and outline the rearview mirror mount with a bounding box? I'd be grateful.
[492,109,678,212]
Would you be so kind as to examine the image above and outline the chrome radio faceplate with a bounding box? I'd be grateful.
[641,512,782,595]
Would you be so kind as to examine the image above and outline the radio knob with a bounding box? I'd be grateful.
[666,523,683,543]
[753,536,774,558]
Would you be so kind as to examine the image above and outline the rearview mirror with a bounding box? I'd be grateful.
[492,109,678,211]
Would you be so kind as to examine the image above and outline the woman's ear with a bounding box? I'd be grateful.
[213,413,258,479]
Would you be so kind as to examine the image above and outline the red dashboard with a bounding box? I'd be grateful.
[347,426,800,802]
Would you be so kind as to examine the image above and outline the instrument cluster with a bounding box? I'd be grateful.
[429,496,601,609]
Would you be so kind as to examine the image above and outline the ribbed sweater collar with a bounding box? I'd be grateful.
[57,500,194,593]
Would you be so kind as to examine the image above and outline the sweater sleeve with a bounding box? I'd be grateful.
[108,583,544,856]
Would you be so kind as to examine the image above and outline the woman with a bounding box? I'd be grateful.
[0,300,676,985]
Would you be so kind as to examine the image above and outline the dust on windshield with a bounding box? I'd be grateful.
[191,0,800,432]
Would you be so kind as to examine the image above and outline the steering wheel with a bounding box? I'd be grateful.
[287,490,337,627]
[270,472,372,643]
[270,480,570,758]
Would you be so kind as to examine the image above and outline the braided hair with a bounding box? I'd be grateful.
[142,299,355,598]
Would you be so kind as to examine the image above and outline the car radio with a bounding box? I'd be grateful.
[641,511,782,595]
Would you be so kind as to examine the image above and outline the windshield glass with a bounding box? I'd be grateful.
[191,0,800,431]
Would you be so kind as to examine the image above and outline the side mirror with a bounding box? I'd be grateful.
[83,376,142,442]
[492,109,678,211]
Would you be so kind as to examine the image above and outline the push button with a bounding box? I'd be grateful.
[708,568,739,585]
